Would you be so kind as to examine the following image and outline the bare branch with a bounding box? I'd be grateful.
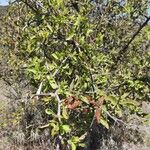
[31,92,55,99]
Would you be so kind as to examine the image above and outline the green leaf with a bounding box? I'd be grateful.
[68,136,80,150]
[47,24,53,32]
[71,143,76,150]
[144,114,150,119]
[78,143,86,148]
[106,95,118,106]
[52,53,59,60]
[68,141,76,150]
[143,120,150,125]
[66,33,75,41]
[62,106,69,119]
[100,116,109,129]
[86,29,93,36]
[45,108,56,116]
[80,96,89,104]
[74,14,82,27]
[60,125,71,134]
[27,68,37,74]
[71,136,80,143]
[49,121,59,137]
[120,99,139,110]
[115,106,123,117]
[47,76,58,89]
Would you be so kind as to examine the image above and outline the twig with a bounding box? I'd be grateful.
[89,115,95,128]
[36,81,43,100]
[79,132,88,141]
[31,92,55,99]
[103,110,127,125]
[54,91,61,122]
[103,109,145,129]
[54,90,62,150]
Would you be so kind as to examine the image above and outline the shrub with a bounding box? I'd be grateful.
[2,0,150,149]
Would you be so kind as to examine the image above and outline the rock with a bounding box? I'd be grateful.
[142,101,150,114]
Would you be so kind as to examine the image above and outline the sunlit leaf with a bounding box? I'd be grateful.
[62,106,69,119]
[100,116,109,129]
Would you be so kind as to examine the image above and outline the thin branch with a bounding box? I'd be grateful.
[21,0,38,14]
[113,16,150,67]
[31,92,55,99]
[122,16,150,53]
[103,109,146,130]
[36,81,43,100]
[103,110,126,125]
[54,91,61,123]
[55,90,62,150]
[79,132,88,141]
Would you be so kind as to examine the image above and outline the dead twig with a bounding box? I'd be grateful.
[36,81,43,100]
